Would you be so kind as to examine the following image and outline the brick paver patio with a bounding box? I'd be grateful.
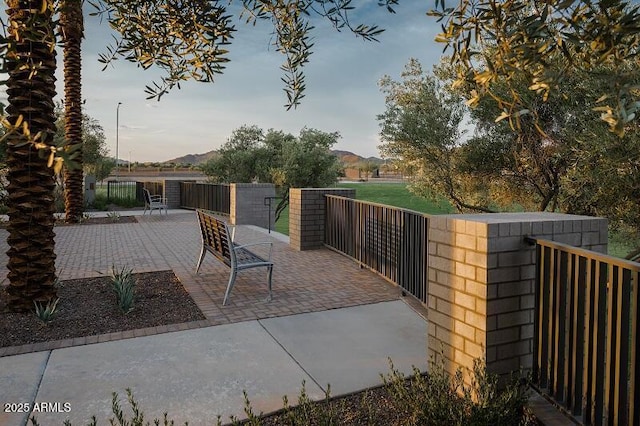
[0,211,415,357]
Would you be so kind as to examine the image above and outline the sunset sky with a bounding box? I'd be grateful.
[35,2,444,162]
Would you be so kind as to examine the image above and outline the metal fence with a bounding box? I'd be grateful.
[106,181,163,202]
[179,182,230,214]
[529,238,640,425]
[324,195,429,303]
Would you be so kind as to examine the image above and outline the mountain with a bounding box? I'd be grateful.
[332,150,383,165]
[164,150,219,165]
[164,149,381,166]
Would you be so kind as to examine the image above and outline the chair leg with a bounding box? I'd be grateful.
[266,265,273,302]
[222,269,237,306]
[195,247,206,273]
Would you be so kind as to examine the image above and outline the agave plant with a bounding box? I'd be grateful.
[110,265,136,313]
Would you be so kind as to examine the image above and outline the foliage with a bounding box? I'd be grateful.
[382,356,532,426]
[110,265,136,313]
[89,0,396,108]
[377,58,485,212]
[34,297,60,323]
[53,105,109,176]
[107,211,121,222]
[429,0,640,137]
[379,56,640,235]
[201,125,342,220]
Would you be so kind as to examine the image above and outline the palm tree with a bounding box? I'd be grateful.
[4,0,58,311]
[61,0,85,223]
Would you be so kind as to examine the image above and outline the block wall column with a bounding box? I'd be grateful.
[289,188,356,251]
[427,212,608,383]
[163,180,181,208]
[230,183,276,229]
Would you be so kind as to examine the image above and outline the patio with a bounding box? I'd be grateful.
[0,210,430,425]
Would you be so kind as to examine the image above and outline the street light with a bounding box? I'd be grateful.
[116,102,122,180]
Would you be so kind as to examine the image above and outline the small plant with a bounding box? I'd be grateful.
[77,212,92,224]
[110,265,136,313]
[34,298,60,323]
[107,211,121,222]
[382,354,533,426]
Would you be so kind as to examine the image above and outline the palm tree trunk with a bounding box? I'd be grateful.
[61,0,85,223]
[4,0,58,312]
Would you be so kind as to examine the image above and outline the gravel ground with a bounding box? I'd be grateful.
[0,270,205,348]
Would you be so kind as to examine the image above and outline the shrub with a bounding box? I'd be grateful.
[34,298,60,323]
[110,265,136,313]
[107,211,121,222]
[382,355,534,426]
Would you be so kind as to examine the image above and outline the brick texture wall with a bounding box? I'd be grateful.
[163,180,181,208]
[289,188,356,251]
[427,212,608,383]
[230,183,276,229]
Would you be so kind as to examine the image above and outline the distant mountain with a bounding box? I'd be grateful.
[164,150,219,165]
[164,149,381,166]
[332,150,383,165]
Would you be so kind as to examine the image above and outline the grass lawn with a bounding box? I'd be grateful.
[273,180,636,259]
[274,181,452,236]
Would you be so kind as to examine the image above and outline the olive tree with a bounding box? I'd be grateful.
[430,0,640,136]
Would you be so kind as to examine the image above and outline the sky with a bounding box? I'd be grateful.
[63,2,444,163]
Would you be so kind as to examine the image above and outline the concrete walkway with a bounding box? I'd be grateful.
[0,210,429,425]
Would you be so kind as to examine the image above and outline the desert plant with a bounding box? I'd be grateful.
[33,297,60,323]
[110,265,136,313]
[382,355,532,426]
[107,211,121,222]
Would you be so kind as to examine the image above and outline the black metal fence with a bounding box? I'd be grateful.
[179,182,230,215]
[530,238,640,425]
[106,181,163,203]
[324,195,429,303]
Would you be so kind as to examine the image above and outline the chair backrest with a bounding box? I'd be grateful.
[197,210,232,266]
[143,188,152,204]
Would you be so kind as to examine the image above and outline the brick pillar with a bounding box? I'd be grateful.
[230,183,276,229]
[289,188,356,251]
[163,180,181,209]
[427,212,608,383]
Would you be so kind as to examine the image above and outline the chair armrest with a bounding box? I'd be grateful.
[150,196,167,204]
[234,242,273,261]
[228,224,237,242]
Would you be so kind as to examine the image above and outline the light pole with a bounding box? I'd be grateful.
[116,102,122,180]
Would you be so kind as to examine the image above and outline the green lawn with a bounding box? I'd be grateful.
[274,181,453,236]
[334,182,455,215]
[273,181,635,259]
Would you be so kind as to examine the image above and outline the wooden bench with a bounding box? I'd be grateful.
[195,209,274,305]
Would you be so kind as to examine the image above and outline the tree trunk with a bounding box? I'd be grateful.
[61,0,85,223]
[4,0,58,312]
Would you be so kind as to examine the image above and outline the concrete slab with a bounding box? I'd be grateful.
[260,300,428,396]
[31,322,323,426]
[0,351,50,426]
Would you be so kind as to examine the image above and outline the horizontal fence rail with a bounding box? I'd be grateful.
[530,238,640,425]
[180,182,230,215]
[324,195,429,303]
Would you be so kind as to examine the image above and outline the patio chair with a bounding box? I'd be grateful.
[143,188,168,215]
